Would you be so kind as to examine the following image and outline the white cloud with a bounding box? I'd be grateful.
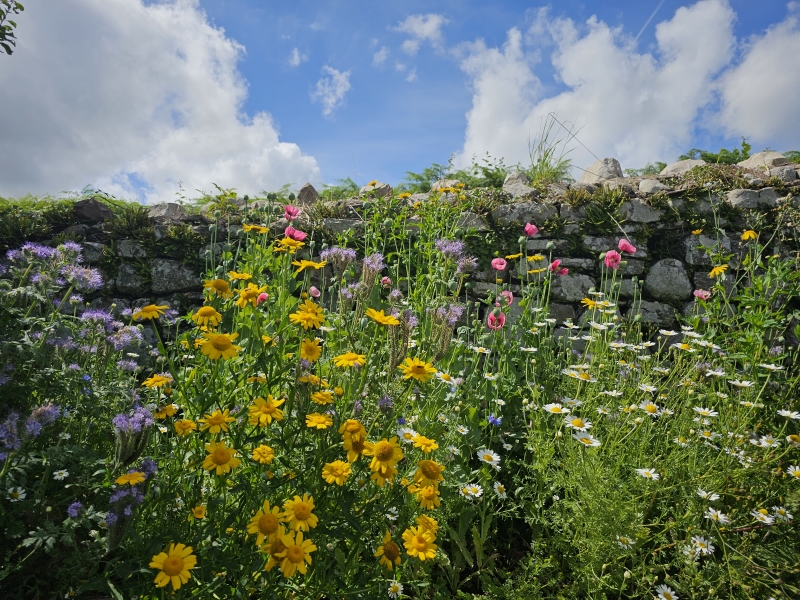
[717,12,800,148]
[288,47,308,67]
[395,62,407,72]
[372,46,389,67]
[405,68,418,83]
[0,0,320,203]
[455,0,737,172]
[394,13,449,55]
[311,65,351,117]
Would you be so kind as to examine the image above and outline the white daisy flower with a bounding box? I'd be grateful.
[493,398,506,406]
[671,342,696,353]
[655,584,678,600]
[616,534,635,549]
[653,367,670,375]
[635,468,659,480]
[691,535,715,556]
[53,470,69,480]
[460,484,483,498]
[715,392,729,399]
[573,433,601,447]
[385,507,399,521]
[7,487,26,502]
[447,445,461,456]
[639,401,660,417]
[787,435,800,448]
[456,425,469,435]
[520,346,538,353]
[436,372,454,384]
[697,489,720,501]
[704,508,729,524]
[484,373,498,381]
[772,506,793,521]
[750,509,774,524]
[387,581,404,598]
[471,346,490,354]
[596,406,610,415]
[493,481,507,499]
[502,442,512,450]
[777,410,800,420]
[706,369,726,377]
[397,428,418,444]
[698,430,720,440]
[477,448,501,469]
[543,403,569,415]
[728,379,754,388]
[58,432,71,440]
[758,363,783,371]
[564,416,592,431]
[562,398,583,408]
[788,465,800,479]
[659,329,679,336]
[638,384,657,393]
[673,437,689,447]
[600,389,623,397]
[693,407,718,417]
[739,400,755,407]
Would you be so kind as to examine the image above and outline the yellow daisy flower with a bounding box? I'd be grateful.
[402,526,437,561]
[289,300,325,329]
[192,306,223,327]
[416,485,441,510]
[252,444,276,464]
[412,435,439,453]
[198,408,235,433]
[115,471,146,486]
[414,459,445,488]
[305,413,333,429]
[275,530,316,578]
[142,373,172,388]
[365,308,400,326]
[375,530,401,570]
[322,460,352,485]
[333,351,366,368]
[248,500,283,546]
[235,283,268,309]
[709,264,728,278]
[281,494,318,532]
[174,419,197,436]
[132,304,168,321]
[300,338,322,362]
[292,259,327,274]
[204,278,233,299]
[200,332,242,360]
[149,543,197,590]
[310,390,334,405]
[201,441,241,475]
[248,396,285,426]
[397,357,436,382]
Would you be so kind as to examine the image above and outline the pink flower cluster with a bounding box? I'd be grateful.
[549,259,568,276]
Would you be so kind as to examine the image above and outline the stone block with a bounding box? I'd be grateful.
[115,264,151,295]
[492,202,557,227]
[551,274,595,303]
[644,259,692,301]
[627,301,676,328]
[117,239,147,258]
[83,242,106,264]
[638,179,671,194]
[660,159,705,176]
[620,199,663,223]
[457,212,490,231]
[737,151,789,170]
[148,203,185,220]
[359,182,393,198]
[579,158,623,184]
[150,260,200,294]
[297,183,320,205]
[322,219,365,236]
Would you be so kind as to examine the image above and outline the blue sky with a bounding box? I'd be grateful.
[1,0,798,202]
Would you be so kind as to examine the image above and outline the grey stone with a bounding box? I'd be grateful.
[628,301,676,328]
[117,239,147,258]
[297,183,320,205]
[359,182,393,198]
[74,198,114,223]
[620,199,663,223]
[683,233,731,266]
[638,179,671,194]
[432,179,462,190]
[726,188,779,209]
[618,279,638,298]
[622,259,645,276]
[503,172,529,187]
[199,243,224,260]
[150,260,200,294]
[526,238,569,252]
[693,271,735,295]
[546,182,570,198]
[492,202,557,227]
[115,264,151,295]
[768,166,797,182]
[503,182,539,201]
[570,183,596,194]
[549,303,576,323]
[404,217,422,236]
[691,193,722,215]
[560,258,595,272]
[148,203,185,220]
[83,242,106,264]
[660,159,705,176]
[737,151,789,170]
[407,193,430,204]
[644,259,692,301]
[457,212,490,231]
[551,273,595,303]
[60,224,91,238]
[602,180,636,196]
[579,158,623,184]
[322,218,365,236]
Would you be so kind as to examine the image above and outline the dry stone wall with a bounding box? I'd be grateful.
[10,152,800,334]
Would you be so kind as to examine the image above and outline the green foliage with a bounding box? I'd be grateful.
[321,177,359,201]
[782,150,800,163]
[400,154,512,193]
[0,0,23,55]
[581,186,627,235]
[106,203,154,243]
[680,137,751,165]
[525,113,574,186]
[0,196,76,251]
[624,162,667,177]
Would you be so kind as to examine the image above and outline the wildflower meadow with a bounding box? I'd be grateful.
[1,188,799,600]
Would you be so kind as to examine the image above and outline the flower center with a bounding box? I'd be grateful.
[293,502,311,520]
[198,307,215,317]
[383,541,400,561]
[645,405,657,413]
[269,539,286,555]
[482,453,494,462]
[212,337,232,351]
[420,487,435,499]
[350,439,365,453]
[260,403,274,414]
[329,465,343,476]
[162,555,185,577]
[258,513,279,535]
[571,419,585,427]
[208,414,224,424]
[411,536,428,551]
[286,545,305,563]
[345,422,362,434]
[418,461,439,480]
[375,441,395,462]
[212,448,231,465]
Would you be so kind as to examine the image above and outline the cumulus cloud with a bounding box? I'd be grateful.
[405,68,418,83]
[455,0,737,173]
[372,46,389,67]
[288,47,308,67]
[716,11,800,148]
[311,65,352,117]
[0,0,320,203]
[394,13,449,55]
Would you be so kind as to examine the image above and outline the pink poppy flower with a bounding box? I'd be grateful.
[309,286,321,298]
[381,276,392,288]
[256,292,269,305]
[487,310,506,330]
[284,205,301,221]
[558,267,569,276]
[524,223,538,237]
[693,289,711,300]
[491,258,507,271]
[284,226,307,241]
[549,259,562,272]
[618,239,637,254]
[604,250,622,269]
[500,290,514,306]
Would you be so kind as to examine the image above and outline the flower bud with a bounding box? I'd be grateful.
[546,241,556,251]
[619,260,628,270]
[209,224,218,234]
